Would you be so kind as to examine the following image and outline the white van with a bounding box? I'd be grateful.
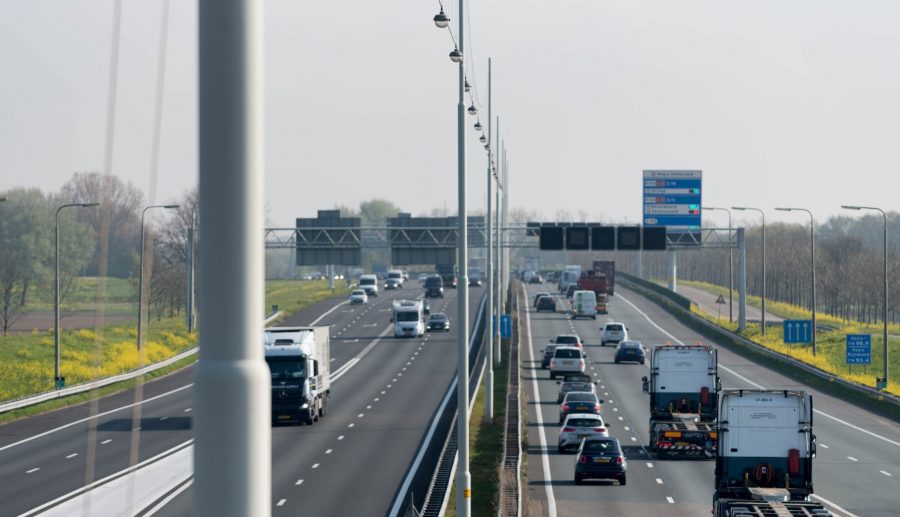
[387,269,404,287]
[359,274,379,296]
[392,300,425,337]
[571,290,597,320]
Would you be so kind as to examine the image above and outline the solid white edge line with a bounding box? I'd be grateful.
[143,476,194,517]
[810,494,860,517]
[523,285,558,517]
[616,292,900,449]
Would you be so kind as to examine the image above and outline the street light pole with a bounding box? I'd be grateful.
[494,116,502,365]
[55,202,99,388]
[842,205,889,388]
[776,207,816,354]
[484,57,493,424]
[733,207,766,335]
[138,204,180,351]
[704,206,733,322]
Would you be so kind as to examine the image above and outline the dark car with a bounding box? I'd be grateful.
[541,344,558,369]
[556,374,597,403]
[424,275,444,298]
[536,296,556,313]
[441,274,458,288]
[614,341,645,365]
[559,392,603,424]
[565,283,578,299]
[529,274,543,284]
[553,333,583,349]
[426,313,450,331]
[469,275,483,287]
[384,278,401,290]
[533,292,551,307]
[574,437,626,485]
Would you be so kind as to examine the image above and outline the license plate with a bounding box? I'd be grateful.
[277,415,290,420]
[593,457,610,463]
[575,406,588,411]
[577,434,590,438]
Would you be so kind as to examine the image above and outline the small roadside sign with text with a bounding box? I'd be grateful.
[846,334,872,365]
[783,319,812,344]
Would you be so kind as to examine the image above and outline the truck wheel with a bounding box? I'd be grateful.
[306,408,316,425]
[319,396,327,417]
[619,475,626,486]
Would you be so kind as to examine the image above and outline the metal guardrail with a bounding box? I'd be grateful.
[0,311,283,415]
[619,277,900,408]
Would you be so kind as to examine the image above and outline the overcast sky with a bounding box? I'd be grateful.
[2,0,899,228]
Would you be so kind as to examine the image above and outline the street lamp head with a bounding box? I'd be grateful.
[484,144,490,150]
[479,134,487,143]
[774,207,791,212]
[449,48,462,63]
[732,207,746,211]
[464,79,471,93]
[81,203,100,208]
[474,120,482,131]
[841,205,861,210]
[433,9,450,28]
[467,104,477,116]
[164,204,180,209]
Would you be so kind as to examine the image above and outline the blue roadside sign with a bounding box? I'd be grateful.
[492,314,512,339]
[846,334,872,365]
[783,319,812,344]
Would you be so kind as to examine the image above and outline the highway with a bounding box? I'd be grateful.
[0,283,482,516]
[521,282,900,517]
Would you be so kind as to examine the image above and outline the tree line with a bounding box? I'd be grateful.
[0,173,196,334]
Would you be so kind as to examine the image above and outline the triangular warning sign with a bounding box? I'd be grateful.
[715,295,726,304]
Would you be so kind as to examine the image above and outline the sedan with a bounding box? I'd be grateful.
[549,347,586,380]
[541,344,558,369]
[556,374,596,403]
[574,437,626,485]
[349,289,368,304]
[426,313,450,331]
[558,414,609,453]
[614,341,645,364]
[536,296,556,313]
[533,292,551,307]
[384,278,401,290]
[559,392,603,424]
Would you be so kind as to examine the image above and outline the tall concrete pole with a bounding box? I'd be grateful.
[733,207,766,335]
[194,1,271,515]
[495,116,502,366]
[455,0,471,512]
[738,227,747,331]
[666,249,677,291]
[776,207,817,354]
[502,145,509,308]
[484,58,493,424]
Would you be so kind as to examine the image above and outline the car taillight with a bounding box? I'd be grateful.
[562,427,574,432]
[595,427,605,433]
[550,359,556,368]
[594,404,602,412]
[562,403,571,411]
[579,455,587,464]
[579,359,585,369]
[616,456,623,465]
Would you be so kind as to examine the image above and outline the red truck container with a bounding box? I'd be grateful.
[591,260,616,296]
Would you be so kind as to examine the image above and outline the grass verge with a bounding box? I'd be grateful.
[265,279,350,319]
[445,341,510,517]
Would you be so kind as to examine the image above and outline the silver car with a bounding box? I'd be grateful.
[549,346,585,380]
[558,413,610,452]
[600,322,629,346]
[556,374,596,403]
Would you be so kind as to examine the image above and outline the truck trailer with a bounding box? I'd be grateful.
[713,389,830,516]
[643,343,719,458]
[591,260,616,295]
[264,326,331,425]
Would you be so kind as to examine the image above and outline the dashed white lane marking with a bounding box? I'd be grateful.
[612,408,618,412]
[624,426,630,431]
[374,397,380,402]
[66,453,78,459]
[26,468,39,474]
[880,470,893,477]
[387,384,392,388]
[338,436,344,441]
[398,373,403,377]
[366,405,372,409]
[277,499,286,507]
[358,413,364,418]
[184,408,192,413]
[295,479,304,485]
[330,358,336,362]
[630,437,637,442]
[601,385,605,389]
[101,439,112,445]
[646,462,653,468]
[666,496,675,504]
[325,449,333,455]
[618,416,624,421]
[819,444,829,449]
[312,463,320,469]
[604,392,609,396]
[381,390,386,395]
[847,456,859,462]
[159,417,168,421]
[348,423,355,428]
[656,478,663,484]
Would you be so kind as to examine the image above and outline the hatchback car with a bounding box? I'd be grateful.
[349,289,368,304]
[529,274,544,284]
[574,437,626,485]
[533,292,551,307]
[536,296,556,313]
[600,322,628,346]
[385,278,401,290]
[541,344,558,369]
[556,374,596,403]
[558,414,609,453]
[559,392,603,423]
[614,341,645,364]
[553,334,583,349]
[441,274,458,288]
[424,275,444,298]
[550,347,586,380]
[426,313,450,331]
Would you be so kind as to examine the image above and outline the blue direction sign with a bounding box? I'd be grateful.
[643,170,702,229]
[846,334,872,365]
[783,319,812,344]
[492,314,512,339]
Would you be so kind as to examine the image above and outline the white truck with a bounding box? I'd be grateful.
[392,299,425,337]
[642,344,719,458]
[264,326,331,425]
[713,389,829,516]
